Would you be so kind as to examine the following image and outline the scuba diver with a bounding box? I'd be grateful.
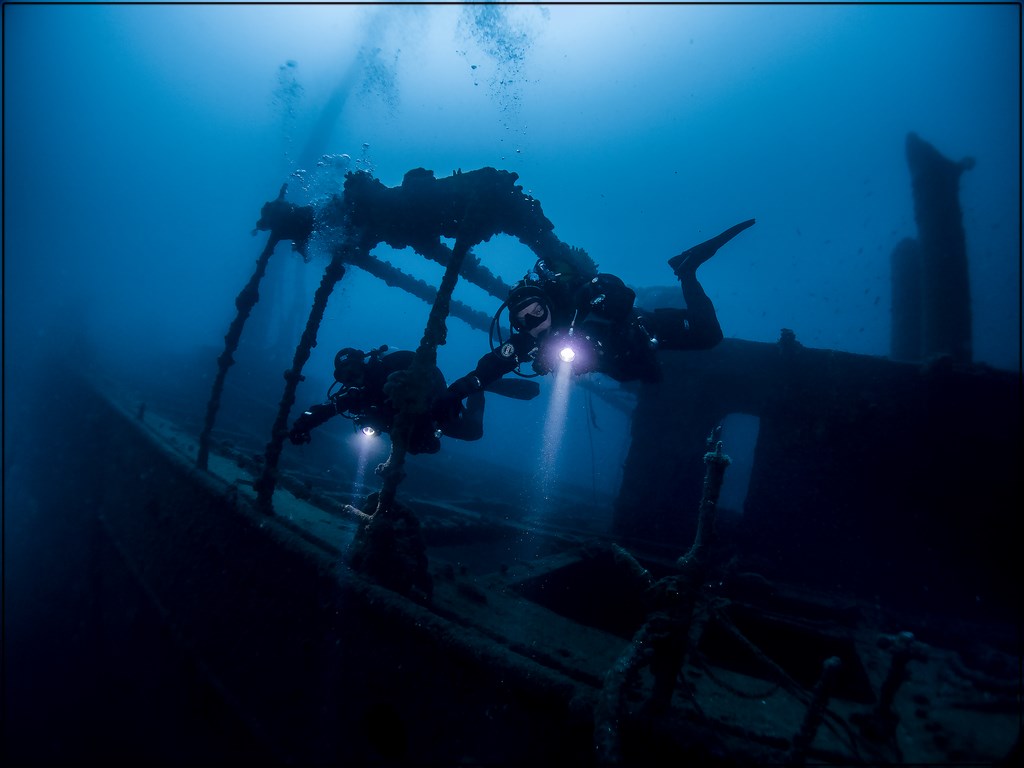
[435,219,755,413]
[289,345,538,453]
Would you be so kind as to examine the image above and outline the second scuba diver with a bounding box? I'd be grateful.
[289,345,539,453]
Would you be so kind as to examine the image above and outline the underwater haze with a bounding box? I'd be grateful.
[6,4,1020,365]
[5,2,1020,497]
[2,4,1021,762]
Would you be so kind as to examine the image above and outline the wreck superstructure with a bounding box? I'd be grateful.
[200,136,1018,620]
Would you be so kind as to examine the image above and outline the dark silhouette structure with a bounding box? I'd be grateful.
[891,133,975,364]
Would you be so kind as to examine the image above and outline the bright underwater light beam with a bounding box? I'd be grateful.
[351,429,379,500]
[533,360,574,517]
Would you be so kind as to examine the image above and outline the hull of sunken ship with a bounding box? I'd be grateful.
[17,346,1019,767]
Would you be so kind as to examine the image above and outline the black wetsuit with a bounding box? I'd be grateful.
[439,219,753,420]
[450,267,723,394]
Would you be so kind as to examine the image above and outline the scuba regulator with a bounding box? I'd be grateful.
[489,260,564,378]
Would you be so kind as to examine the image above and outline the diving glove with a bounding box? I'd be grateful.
[288,403,337,444]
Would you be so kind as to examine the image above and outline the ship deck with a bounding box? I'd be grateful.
[72,371,1020,766]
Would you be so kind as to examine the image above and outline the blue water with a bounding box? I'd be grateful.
[3,4,1020,765]
[6,4,1019,495]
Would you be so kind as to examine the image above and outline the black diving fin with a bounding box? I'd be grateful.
[484,378,541,400]
[669,218,756,274]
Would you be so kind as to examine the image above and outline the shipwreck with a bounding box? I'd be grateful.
[13,134,1020,765]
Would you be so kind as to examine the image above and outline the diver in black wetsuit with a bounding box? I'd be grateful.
[435,219,755,412]
[289,345,486,454]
